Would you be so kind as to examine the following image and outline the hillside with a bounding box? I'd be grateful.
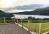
[16,7,49,16]
[0,10,13,17]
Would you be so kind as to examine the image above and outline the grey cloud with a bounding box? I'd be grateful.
[1,4,48,12]
[16,4,43,10]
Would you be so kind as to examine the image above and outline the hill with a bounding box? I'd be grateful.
[0,10,13,17]
[15,7,49,16]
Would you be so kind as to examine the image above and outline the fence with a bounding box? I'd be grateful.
[0,17,49,34]
[17,18,49,34]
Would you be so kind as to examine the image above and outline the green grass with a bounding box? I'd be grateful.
[20,22,49,34]
[41,23,49,33]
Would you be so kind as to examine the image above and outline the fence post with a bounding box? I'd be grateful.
[39,23,42,34]
[28,18,30,31]
[17,19,18,23]
[4,17,6,23]
[21,19,23,29]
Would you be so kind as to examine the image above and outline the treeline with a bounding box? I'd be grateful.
[16,16,49,23]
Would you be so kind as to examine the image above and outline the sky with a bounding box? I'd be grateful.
[0,0,49,13]
[0,0,49,8]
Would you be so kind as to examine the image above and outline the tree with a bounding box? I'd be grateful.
[28,16,33,23]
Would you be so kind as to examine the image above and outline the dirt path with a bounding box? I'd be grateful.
[16,24,31,34]
[0,24,31,34]
[0,24,16,34]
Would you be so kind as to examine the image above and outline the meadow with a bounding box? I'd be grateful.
[20,21,49,34]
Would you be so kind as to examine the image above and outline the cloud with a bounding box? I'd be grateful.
[0,0,17,8]
[0,0,49,13]
[0,0,49,9]
[4,4,49,11]
[16,0,49,6]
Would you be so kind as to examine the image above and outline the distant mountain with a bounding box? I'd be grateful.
[15,7,49,16]
[4,4,43,11]
[0,10,13,17]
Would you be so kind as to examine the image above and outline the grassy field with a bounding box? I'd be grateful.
[20,22,49,34]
